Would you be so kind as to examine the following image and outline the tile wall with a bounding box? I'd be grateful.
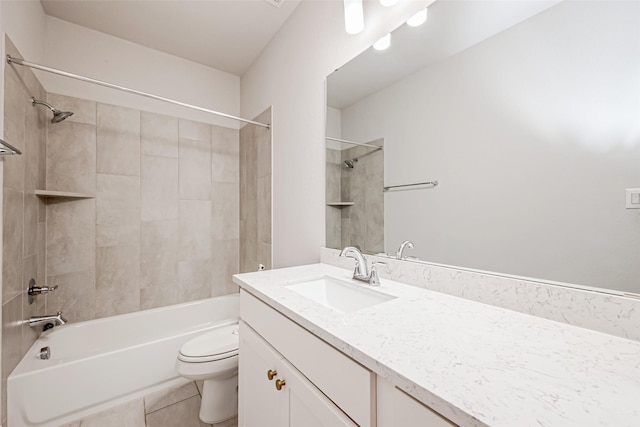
[43,93,241,322]
[325,148,342,249]
[239,108,271,273]
[325,142,384,255]
[1,37,47,425]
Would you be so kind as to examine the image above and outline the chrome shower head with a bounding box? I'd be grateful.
[31,98,74,124]
[51,110,74,123]
[344,158,358,169]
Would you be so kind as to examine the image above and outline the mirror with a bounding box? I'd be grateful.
[326,0,640,295]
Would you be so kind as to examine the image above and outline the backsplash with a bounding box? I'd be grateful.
[321,247,640,342]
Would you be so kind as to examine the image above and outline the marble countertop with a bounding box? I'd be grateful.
[233,263,640,427]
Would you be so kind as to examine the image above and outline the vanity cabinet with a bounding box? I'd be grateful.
[240,290,374,426]
[239,321,356,427]
[239,289,457,427]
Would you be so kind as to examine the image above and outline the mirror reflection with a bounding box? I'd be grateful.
[326,0,640,294]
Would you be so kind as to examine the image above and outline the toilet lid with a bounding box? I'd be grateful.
[178,324,239,363]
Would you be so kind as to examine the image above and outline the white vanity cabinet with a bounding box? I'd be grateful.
[239,321,357,427]
[239,289,457,427]
[239,290,374,427]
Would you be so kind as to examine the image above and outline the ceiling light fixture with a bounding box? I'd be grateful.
[407,7,428,27]
[379,0,399,7]
[373,33,391,51]
[344,0,364,35]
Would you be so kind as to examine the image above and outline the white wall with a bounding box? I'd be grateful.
[42,16,241,129]
[339,1,640,292]
[241,0,427,268]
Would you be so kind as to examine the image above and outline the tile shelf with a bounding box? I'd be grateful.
[35,190,95,199]
[326,202,354,207]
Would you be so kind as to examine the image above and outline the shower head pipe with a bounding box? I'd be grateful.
[31,98,74,123]
[6,55,270,129]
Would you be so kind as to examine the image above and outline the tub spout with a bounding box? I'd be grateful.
[29,311,67,328]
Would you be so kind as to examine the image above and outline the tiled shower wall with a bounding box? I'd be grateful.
[239,108,271,273]
[43,93,241,322]
[326,147,342,249]
[1,37,48,425]
[325,142,384,255]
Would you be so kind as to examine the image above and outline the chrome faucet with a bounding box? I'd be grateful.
[29,311,67,328]
[339,246,387,286]
[340,246,369,279]
[395,240,414,260]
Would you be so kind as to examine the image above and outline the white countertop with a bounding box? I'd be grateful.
[233,263,640,427]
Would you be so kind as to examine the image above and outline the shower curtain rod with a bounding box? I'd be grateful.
[326,136,383,151]
[6,55,270,129]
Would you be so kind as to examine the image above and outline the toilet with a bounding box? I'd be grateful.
[176,323,239,424]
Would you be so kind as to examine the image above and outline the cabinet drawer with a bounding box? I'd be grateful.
[241,290,375,427]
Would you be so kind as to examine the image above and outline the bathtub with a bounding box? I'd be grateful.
[8,294,239,427]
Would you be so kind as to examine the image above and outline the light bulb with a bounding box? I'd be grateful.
[407,7,428,27]
[344,0,364,35]
[380,0,399,7]
[373,33,391,51]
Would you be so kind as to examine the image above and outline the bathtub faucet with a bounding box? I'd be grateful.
[29,311,67,328]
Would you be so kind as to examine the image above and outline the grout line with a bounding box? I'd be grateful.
[144,393,200,416]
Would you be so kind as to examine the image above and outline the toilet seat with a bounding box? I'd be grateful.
[178,324,239,363]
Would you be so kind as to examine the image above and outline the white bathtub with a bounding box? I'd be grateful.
[8,294,239,427]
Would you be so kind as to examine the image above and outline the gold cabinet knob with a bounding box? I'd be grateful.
[275,379,286,391]
[267,369,277,381]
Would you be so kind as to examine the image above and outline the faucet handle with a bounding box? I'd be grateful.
[369,261,388,286]
[27,279,58,305]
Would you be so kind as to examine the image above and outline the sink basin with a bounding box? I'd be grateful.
[286,275,396,313]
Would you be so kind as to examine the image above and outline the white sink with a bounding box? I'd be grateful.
[286,275,396,313]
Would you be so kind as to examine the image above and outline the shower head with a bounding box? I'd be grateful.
[31,98,74,124]
[344,158,358,169]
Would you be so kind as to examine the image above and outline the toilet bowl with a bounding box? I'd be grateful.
[175,323,239,424]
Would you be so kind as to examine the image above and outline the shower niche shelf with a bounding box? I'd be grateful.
[326,202,354,208]
[35,190,95,199]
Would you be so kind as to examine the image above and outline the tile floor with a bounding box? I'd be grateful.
[59,380,238,427]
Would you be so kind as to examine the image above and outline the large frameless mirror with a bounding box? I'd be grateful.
[325,0,640,295]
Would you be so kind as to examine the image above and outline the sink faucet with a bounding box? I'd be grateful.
[29,311,67,328]
[340,246,369,279]
[395,240,414,260]
[339,247,387,286]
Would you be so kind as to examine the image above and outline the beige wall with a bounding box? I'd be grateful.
[325,144,384,255]
[339,143,383,254]
[1,37,47,424]
[325,148,341,249]
[42,93,241,322]
[239,108,272,273]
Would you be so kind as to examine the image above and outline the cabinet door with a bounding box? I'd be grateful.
[279,358,357,427]
[239,321,284,427]
[240,321,357,427]
[377,376,457,427]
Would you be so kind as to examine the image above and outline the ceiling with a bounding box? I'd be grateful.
[40,0,302,76]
